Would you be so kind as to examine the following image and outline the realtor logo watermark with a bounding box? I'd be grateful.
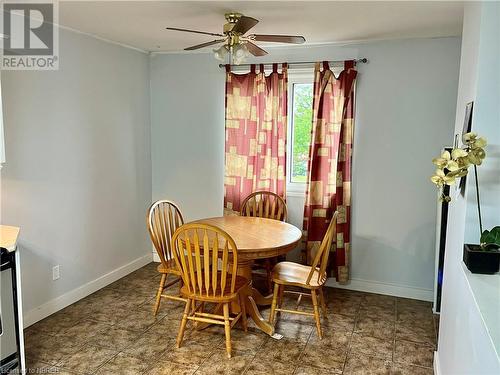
[1,1,59,70]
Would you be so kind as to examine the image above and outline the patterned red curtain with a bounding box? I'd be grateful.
[224,63,288,214]
[303,61,357,283]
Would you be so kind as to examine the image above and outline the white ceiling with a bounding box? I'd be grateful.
[59,1,464,53]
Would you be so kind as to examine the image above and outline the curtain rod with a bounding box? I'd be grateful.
[219,58,367,69]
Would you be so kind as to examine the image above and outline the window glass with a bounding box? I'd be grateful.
[291,83,313,183]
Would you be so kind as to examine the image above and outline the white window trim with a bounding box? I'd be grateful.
[286,69,314,195]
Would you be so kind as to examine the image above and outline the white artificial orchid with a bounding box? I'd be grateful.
[430,132,488,202]
[432,150,459,171]
[430,169,456,187]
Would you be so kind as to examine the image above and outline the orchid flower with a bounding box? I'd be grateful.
[432,151,459,171]
[431,169,456,187]
[463,132,487,149]
[431,132,487,202]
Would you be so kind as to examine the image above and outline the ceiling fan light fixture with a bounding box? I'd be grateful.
[232,43,250,65]
[166,13,306,64]
[232,55,243,65]
[234,43,249,59]
[213,45,229,61]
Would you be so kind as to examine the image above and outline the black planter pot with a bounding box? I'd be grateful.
[463,244,500,274]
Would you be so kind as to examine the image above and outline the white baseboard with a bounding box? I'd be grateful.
[432,307,441,315]
[434,351,441,375]
[326,277,434,302]
[153,252,434,302]
[23,253,153,328]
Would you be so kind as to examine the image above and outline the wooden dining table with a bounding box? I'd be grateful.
[192,216,302,338]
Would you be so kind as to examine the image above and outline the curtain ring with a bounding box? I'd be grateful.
[225,64,231,73]
[250,64,256,73]
[272,63,278,73]
[259,64,264,73]
[322,61,329,71]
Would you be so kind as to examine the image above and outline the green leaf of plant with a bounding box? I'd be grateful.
[480,226,500,250]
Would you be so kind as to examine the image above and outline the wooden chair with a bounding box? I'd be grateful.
[146,200,187,315]
[240,191,288,293]
[240,191,288,221]
[269,211,338,338]
[172,223,249,358]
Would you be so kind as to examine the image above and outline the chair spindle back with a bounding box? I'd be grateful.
[147,200,184,269]
[240,191,287,222]
[306,211,339,286]
[172,224,239,298]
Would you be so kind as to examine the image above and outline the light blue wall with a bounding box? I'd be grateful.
[150,53,225,220]
[1,28,152,318]
[150,37,461,296]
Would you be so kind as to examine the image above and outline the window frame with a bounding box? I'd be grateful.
[286,69,314,194]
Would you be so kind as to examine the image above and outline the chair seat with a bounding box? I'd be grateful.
[272,261,326,288]
[157,260,181,275]
[180,274,250,302]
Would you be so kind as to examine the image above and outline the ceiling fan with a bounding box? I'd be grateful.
[166,13,305,64]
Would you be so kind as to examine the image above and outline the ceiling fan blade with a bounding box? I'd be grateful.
[166,27,223,37]
[184,39,225,51]
[246,42,268,57]
[249,34,306,44]
[232,16,259,34]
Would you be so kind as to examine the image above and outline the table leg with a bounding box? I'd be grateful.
[237,260,283,340]
[192,260,283,339]
[236,260,272,305]
[251,287,273,306]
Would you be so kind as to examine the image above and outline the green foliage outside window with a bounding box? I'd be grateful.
[291,83,313,183]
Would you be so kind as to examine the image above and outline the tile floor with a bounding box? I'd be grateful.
[25,262,438,374]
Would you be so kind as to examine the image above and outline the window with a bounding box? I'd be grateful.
[287,72,314,190]
[290,83,313,183]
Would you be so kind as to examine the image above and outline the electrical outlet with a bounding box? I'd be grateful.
[52,265,60,280]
